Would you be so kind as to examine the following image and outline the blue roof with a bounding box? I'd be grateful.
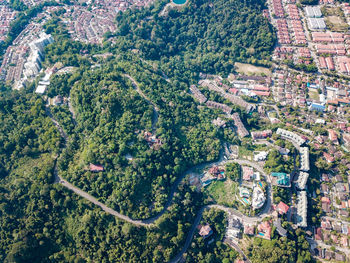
[310,103,325,112]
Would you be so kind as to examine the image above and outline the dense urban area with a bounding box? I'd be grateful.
[0,0,350,262]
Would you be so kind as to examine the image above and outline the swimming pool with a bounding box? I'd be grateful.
[173,0,186,4]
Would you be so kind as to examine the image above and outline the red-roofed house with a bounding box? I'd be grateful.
[89,163,104,172]
[315,227,323,241]
[257,221,272,240]
[198,224,213,239]
[328,129,338,144]
[229,88,239,95]
[276,201,290,215]
[341,236,348,247]
[242,166,254,181]
[321,196,331,204]
[323,152,335,163]
[321,219,332,230]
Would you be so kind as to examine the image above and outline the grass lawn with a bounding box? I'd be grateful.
[239,145,253,160]
[309,90,320,101]
[234,62,272,76]
[205,178,238,207]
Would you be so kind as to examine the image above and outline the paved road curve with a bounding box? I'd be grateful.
[46,78,276,263]
[59,178,151,227]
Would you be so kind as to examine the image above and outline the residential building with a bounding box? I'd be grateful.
[190,85,207,104]
[276,128,306,146]
[276,201,289,215]
[271,172,290,187]
[230,113,249,138]
[296,191,307,227]
[198,224,213,239]
[296,171,309,190]
[252,185,266,209]
[251,129,272,140]
[206,100,232,114]
[257,221,272,240]
[300,147,310,171]
[89,163,104,172]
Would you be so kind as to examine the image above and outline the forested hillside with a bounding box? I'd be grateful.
[0,91,224,262]
[53,54,221,219]
[114,0,276,76]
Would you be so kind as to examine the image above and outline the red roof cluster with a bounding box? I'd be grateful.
[337,57,350,74]
[272,0,284,18]
[312,32,344,43]
[319,57,335,71]
[276,19,291,44]
[316,44,346,55]
[291,20,306,45]
[286,4,300,20]
[298,47,311,58]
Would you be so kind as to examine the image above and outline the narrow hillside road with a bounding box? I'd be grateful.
[124,74,159,133]
[68,99,77,125]
[59,178,152,227]
[224,238,252,263]
[46,107,68,143]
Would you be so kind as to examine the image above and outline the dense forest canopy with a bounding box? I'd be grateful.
[54,55,221,218]
[114,0,276,76]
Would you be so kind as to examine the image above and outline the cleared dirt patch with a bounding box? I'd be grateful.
[234,62,272,76]
[325,15,349,32]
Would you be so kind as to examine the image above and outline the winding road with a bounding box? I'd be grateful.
[124,74,159,133]
[47,75,274,263]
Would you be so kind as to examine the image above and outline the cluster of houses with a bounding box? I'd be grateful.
[314,218,349,260]
[0,5,17,42]
[314,247,346,262]
[229,78,271,101]
[0,7,56,88]
[63,6,117,45]
[320,172,350,218]
[287,4,307,45]
[61,0,154,44]
[239,166,266,210]
[267,0,350,89]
